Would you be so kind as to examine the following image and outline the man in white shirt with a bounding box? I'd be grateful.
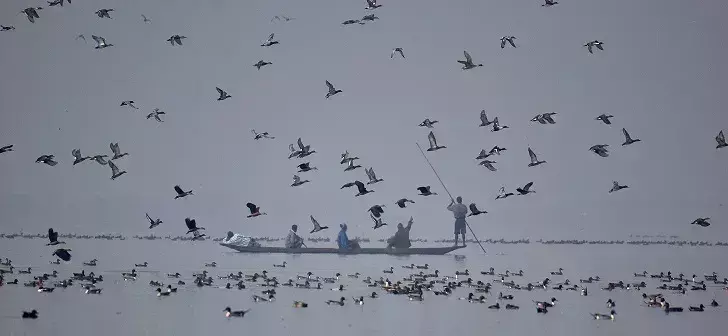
[447,196,468,246]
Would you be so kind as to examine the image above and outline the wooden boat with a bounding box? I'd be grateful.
[219,243,465,255]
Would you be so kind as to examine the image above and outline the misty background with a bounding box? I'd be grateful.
[1,0,727,243]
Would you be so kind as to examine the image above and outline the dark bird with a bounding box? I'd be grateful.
[489,146,507,155]
[496,186,514,200]
[298,162,317,172]
[691,218,710,227]
[353,181,374,196]
[261,33,279,47]
[365,167,383,184]
[223,307,250,318]
[146,213,162,229]
[516,182,535,195]
[47,0,64,6]
[91,35,113,49]
[595,114,614,125]
[542,0,558,6]
[716,130,727,149]
[310,215,329,234]
[120,101,138,109]
[419,118,438,128]
[341,182,357,189]
[167,35,186,46]
[20,7,42,23]
[608,181,628,193]
[71,149,91,165]
[216,87,231,101]
[458,51,483,70]
[365,0,382,10]
[475,149,491,160]
[427,131,446,151]
[291,174,310,187]
[584,40,605,54]
[1,25,16,31]
[479,160,497,171]
[325,81,342,99]
[46,229,64,246]
[185,218,205,234]
[108,160,126,180]
[95,9,113,18]
[147,108,165,122]
[0,144,14,154]
[369,205,385,218]
[500,36,517,49]
[491,117,509,132]
[254,60,272,70]
[110,143,128,160]
[246,203,267,218]
[468,203,487,216]
[391,48,405,58]
[141,14,151,23]
[22,310,39,319]
[35,155,58,166]
[52,248,72,262]
[395,198,415,208]
[371,214,387,230]
[174,185,193,199]
[479,110,493,127]
[589,145,610,157]
[252,129,274,140]
[527,147,546,167]
[417,186,437,196]
[344,159,362,172]
[361,14,379,22]
[342,19,361,25]
[341,151,360,164]
[621,128,641,146]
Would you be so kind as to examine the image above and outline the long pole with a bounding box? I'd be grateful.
[416,143,487,254]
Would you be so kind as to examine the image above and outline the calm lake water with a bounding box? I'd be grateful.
[1,239,726,336]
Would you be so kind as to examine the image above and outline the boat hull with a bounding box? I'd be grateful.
[219,243,464,255]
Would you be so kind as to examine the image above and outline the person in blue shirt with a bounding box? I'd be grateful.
[337,223,360,250]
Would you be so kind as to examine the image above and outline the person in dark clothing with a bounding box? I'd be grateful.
[386,217,414,249]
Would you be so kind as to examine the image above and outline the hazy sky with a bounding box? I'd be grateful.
[1,0,727,243]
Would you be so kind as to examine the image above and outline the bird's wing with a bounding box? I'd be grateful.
[717,130,725,143]
[110,143,118,154]
[146,213,153,222]
[528,147,537,162]
[469,203,478,213]
[174,185,183,194]
[293,175,301,183]
[596,44,604,50]
[480,110,488,124]
[464,50,472,63]
[216,87,224,95]
[310,215,320,228]
[369,168,377,179]
[297,138,305,150]
[509,39,516,48]
[246,203,256,213]
[428,131,436,147]
[108,160,119,173]
[524,182,533,191]
[501,39,506,48]
[398,49,405,58]
[289,144,295,152]
[622,128,630,140]
[72,149,80,158]
[354,180,365,192]
[493,117,500,127]
[267,33,274,41]
[185,218,194,230]
[91,35,101,44]
[390,49,395,58]
[326,81,334,91]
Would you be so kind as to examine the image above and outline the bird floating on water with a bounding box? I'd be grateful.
[325,81,342,99]
[527,147,546,167]
[216,87,231,101]
[174,185,193,199]
[500,36,517,49]
[608,181,628,193]
[291,174,310,187]
[246,203,267,217]
[458,51,483,70]
[391,48,405,58]
[95,9,113,18]
[167,35,186,46]
[92,35,113,49]
[427,131,446,151]
[261,33,279,47]
[146,213,162,229]
[309,215,329,234]
[254,60,272,70]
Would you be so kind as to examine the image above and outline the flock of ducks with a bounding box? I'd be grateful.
[2,257,725,321]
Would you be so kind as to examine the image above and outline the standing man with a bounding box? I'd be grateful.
[447,196,468,247]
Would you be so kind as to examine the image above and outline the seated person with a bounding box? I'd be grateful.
[337,224,360,250]
[223,231,261,247]
[386,217,414,249]
[285,225,305,249]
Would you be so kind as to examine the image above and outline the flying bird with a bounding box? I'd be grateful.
[298,162,317,172]
[491,117,509,132]
[261,33,279,47]
[185,217,205,234]
[296,138,316,158]
[584,40,605,54]
[691,218,710,227]
[365,0,382,10]
[36,155,58,166]
[589,145,610,157]
[369,205,385,218]
[516,182,535,195]
[254,60,272,70]
[146,108,165,122]
[252,129,274,140]
[216,87,231,101]
[489,146,507,155]
[419,118,438,128]
[417,186,437,196]
[325,81,342,99]
[479,160,497,171]
[288,144,303,159]
[110,143,128,160]
[395,198,415,208]
[246,203,267,217]
[271,15,295,22]
[500,36,517,49]
[95,9,113,18]
[496,186,514,200]
[340,151,360,164]
[53,248,72,262]
[715,130,727,149]
[344,159,362,171]
[479,110,493,127]
[90,155,108,165]
[361,14,379,22]
[0,145,14,154]
[468,203,487,216]
[108,160,126,180]
[542,0,558,6]
[310,215,329,234]
[291,174,310,187]
[476,149,491,160]
[174,185,193,199]
[167,35,186,46]
[75,34,85,42]
[371,214,387,230]
[92,35,113,49]
[1,25,16,31]
[71,149,91,165]
[120,101,138,109]
[353,181,374,196]
[141,15,151,23]
[20,7,42,23]
[621,128,641,146]
[47,228,65,246]
[608,181,628,193]
[595,114,614,125]
[458,51,483,70]
[427,131,446,151]
[365,167,383,184]
[391,48,405,58]
[47,0,65,7]
[146,213,162,229]
[527,147,546,167]
[342,19,361,25]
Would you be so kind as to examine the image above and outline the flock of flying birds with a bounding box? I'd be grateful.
[1,0,727,252]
